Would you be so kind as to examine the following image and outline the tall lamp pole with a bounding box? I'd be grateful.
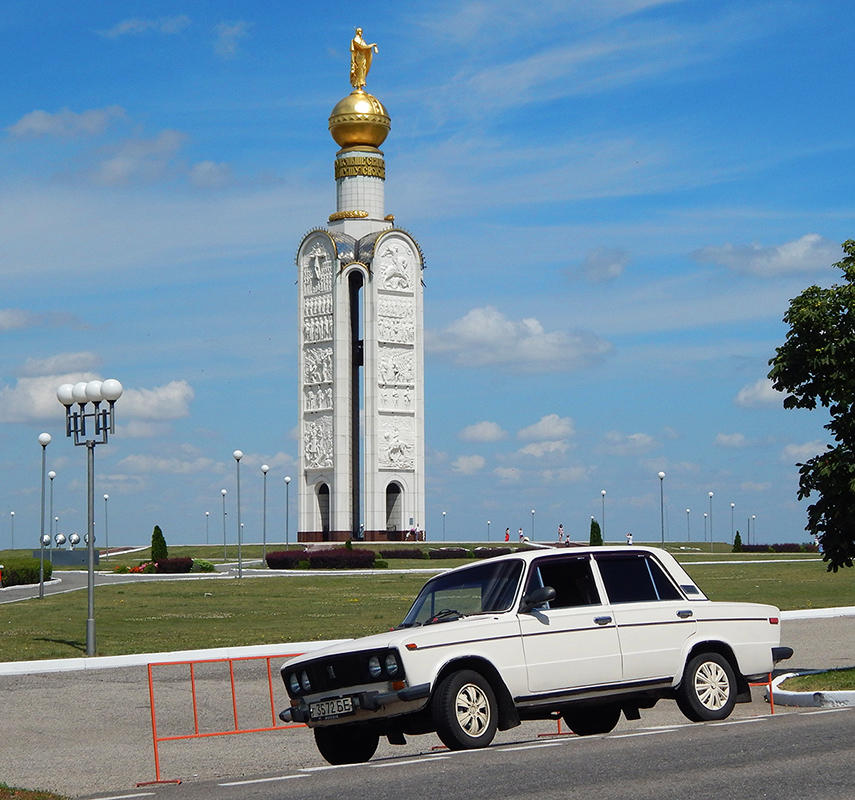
[56,378,123,657]
[38,433,51,599]
[9,511,14,549]
[730,503,735,545]
[48,471,56,541]
[531,509,535,540]
[486,520,491,542]
[221,489,228,559]
[442,511,446,541]
[284,476,291,548]
[601,490,606,538]
[658,472,666,546]
[233,451,243,579]
[686,509,691,543]
[261,464,269,562]
[205,511,210,545]
[708,491,714,553]
[103,494,109,560]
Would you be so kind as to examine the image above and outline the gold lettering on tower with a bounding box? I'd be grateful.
[335,156,386,180]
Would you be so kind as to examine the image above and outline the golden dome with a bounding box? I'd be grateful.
[329,90,390,149]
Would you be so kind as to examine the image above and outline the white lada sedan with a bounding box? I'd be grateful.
[279,546,792,765]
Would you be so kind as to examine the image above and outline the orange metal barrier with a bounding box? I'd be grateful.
[749,673,776,713]
[137,652,304,786]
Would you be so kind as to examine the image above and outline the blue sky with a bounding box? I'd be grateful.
[1,1,853,549]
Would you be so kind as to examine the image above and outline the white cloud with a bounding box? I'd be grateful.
[518,440,570,458]
[19,352,101,377]
[740,481,771,492]
[578,247,630,282]
[518,414,575,441]
[460,421,507,442]
[734,378,780,408]
[694,234,839,277]
[0,309,38,331]
[98,16,191,38]
[600,430,657,456]
[427,306,612,372]
[215,21,252,59]
[189,161,234,188]
[451,454,486,474]
[7,106,125,138]
[494,467,521,483]
[121,380,194,420]
[92,130,187,185]
[715,432,748,448]
[540,466,589,482]
[118,454,216,474]
[780,441,827,464]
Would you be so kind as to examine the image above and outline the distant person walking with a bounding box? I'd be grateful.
[518,527,525,542]
[625,532,633,545]
[557,524,565,543]
[505,527,510,542]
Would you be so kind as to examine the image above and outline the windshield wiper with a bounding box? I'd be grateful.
[424,608,463,625]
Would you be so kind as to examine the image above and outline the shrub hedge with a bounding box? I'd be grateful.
[308,548,376,569]
[739,543,819,554]
[155,557,194,574]
[428,547,471,559]
[379,548,424,559]
[473,547,513,559]
[266,550,304,569]
[0,558,53,587]
[191,559,218,573]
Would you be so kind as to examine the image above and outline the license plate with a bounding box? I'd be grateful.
[310,696,355,720]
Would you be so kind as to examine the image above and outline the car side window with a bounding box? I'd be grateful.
[525,557,600,609]
[595,554,683,603]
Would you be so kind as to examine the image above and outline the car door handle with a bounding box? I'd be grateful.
[676,610,693,619]
[594,616,612,626]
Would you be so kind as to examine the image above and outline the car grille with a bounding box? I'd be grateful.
[284,649,405,698]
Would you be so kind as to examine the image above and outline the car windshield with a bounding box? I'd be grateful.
[399,559,524,627]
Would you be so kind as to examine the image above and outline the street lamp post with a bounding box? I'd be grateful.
[703,512,708,543]
[233,451,243,579]
[686,509,691,543]
[103,494,109,560]
[205,511,210,545]
[601,490,606,538]
[284,476,291,548]
[56,378,123,657]
[261,464,269,562]
[751,515,756,546]
[221,489,228,559]
[658,472,666,546]
[442,511,446,541]
[531,509,535,540]
[486,520,491,542]
[729,503,735,545]
[708,491,714,553]
[48,471,56,541]
[38,433,51,599]
[9,511,14,549]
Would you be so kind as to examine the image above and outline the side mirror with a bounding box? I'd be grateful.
[519,585,556,613]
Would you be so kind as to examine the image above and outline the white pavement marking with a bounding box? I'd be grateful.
[609,729,678,739]
[88,793,155,800]
[500,740,571,752]
[709,718,764,727]
[369,756,451,768]
[218,775,310,786]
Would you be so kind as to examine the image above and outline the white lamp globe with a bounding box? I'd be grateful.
[72,382,89,403]
[56,384,75,406]
[38,432,52,446]
[233,450,243,461]
[100,379,124,402]
[85,380,104,402]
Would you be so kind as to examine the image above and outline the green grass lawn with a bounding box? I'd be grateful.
[1,547,851,664]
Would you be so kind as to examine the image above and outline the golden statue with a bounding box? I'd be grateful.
[350,28,378,90]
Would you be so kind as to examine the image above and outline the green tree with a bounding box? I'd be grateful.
[768,239,855,571]
[732,531,743,553]
[151,525,168,562]
[589,519,603,546]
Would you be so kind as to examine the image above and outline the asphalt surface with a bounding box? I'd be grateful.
[0,612,852,798]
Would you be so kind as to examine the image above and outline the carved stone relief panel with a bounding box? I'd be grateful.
[304,385,333,413]
[303,241,333,295]
[303,314,333,343]
[376,237,415,292]
[378,296,414,344]
[304,295,333,318]
[304,414,333,469]
[378,345,414,386]
[378,417,415,470]
[304,346,333,385]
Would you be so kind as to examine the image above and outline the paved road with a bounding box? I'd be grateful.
[0,615,852,798]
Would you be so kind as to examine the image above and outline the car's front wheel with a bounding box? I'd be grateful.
[431,669,498,750]
[314,725,379,765]
[676,652,737,722]
[561,704,621,735]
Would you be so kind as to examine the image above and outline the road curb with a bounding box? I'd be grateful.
[770,672,855,707]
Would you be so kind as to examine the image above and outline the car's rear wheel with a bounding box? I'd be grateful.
[676,652,737,722]
[313,725,379,764]
[561,704,621,735]
[432,669,498,750]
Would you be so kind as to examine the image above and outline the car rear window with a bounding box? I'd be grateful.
[595,554,683,603]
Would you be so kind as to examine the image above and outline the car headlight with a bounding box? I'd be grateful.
[385,653,399,676]
[288,672,301,694]
[300,670,312,692]
[368,656,383,678]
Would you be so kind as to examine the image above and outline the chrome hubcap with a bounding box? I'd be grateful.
[695,661,730,709]
[455,683,490,737]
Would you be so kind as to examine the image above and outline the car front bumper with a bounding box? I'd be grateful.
[279,682,431,724]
